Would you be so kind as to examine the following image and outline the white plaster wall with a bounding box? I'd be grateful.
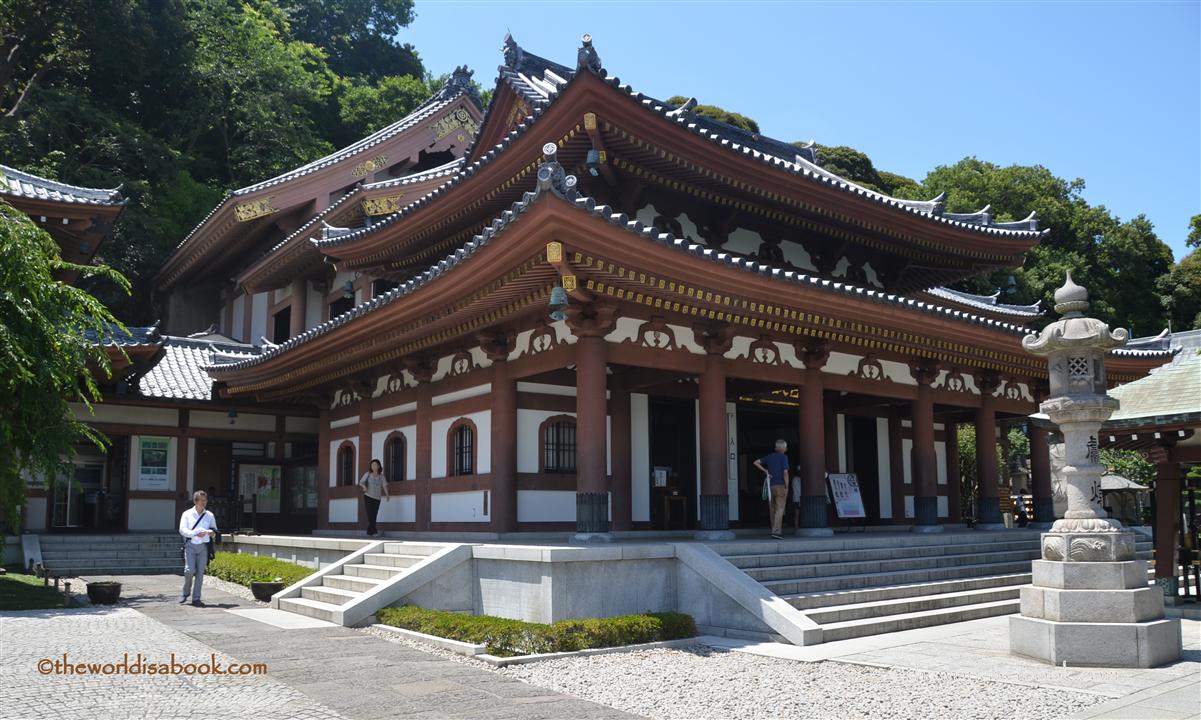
[517,409,578,473]
[781,240,817,271]
[249,292,268,344]
[904,495,914,519]
[192,410,275,431]
[377,494,416,523]
[432,383,491,407]
[823,351,860,377]
[516,382,576,397]
[630,393,650,522]
[129,435,179,491]
[372,402,416,420]
[726,402,739,521]
[273,285,291,304]
[517,490,575,522]
[431,410,490,478]
[695,400,701,516]
[725,227,762,256]
[23,498,47,531]
[876,417,892,520]
[371,425,416,481]
[431,491,490,523]
[329,415,359,430]
[902,439,912,485]
[286,416,320,433]
[938,495,949,519]
[328,438,356,487]
[71,403,178,427]
[880,360,917,385]
[305,284,323,330]
[231,294,245,340]
[329,497,358,523]
[127,499,176,531]
[935,441,948,486]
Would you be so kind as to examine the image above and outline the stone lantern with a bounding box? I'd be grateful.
[1010,272,1181,667]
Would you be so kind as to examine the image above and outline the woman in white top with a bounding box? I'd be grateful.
[358,459,390,536]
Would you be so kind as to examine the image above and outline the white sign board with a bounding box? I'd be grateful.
[827,473,866,519]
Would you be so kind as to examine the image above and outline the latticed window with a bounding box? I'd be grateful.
[386,435,406,482]
[543,419,577,473]
[452,424,474,476]
[338,446,355,486]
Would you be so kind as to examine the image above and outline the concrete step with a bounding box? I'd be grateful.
[819,598,1019,642]
[302,585,360,605]
[725,540,1041,570]
[744,549,1040,582]
[323,574,384,593]
[805,585,1021,623]
[279,597,339,623]
[344,563,404,580]
[44,556,185,570]
[710,533,1044,558]
[363,552,426,569]
[38,535,180,544]
[53,566,180,576]
[42,549,182,561]
[381,542,447,556]
[762,560,1036,596]
[785,572,1031,610]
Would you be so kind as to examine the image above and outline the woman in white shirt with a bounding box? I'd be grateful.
[358,459,390,536]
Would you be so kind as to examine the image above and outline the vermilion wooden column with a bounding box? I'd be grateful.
[407,359,434,532]
[910,360,942,532]
[974,371,1003,528]
[481,332,517,534]
[610,388,632,532]
[317,406,330,530]
[289,278,307,339]
[566,304,618,540]
[1152,448,1180,586]
[798,341,831,536]
[697,350,733,538]
[1030,425,1055,527]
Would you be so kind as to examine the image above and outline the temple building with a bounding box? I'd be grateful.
[181,35,1171,538]
[10,35,1177,540]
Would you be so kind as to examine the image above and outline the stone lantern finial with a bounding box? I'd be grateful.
[1053,270,1090,316]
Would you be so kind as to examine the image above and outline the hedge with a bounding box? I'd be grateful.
[205,553,312,588]
[377,606,696,657]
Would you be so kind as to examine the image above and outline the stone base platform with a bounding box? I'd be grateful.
[1010,615,1182,668]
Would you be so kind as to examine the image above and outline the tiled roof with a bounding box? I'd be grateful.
[140,334,260,401]
[923,287,1043,318]
[315,34,1045,252]
[212,151,1164,378]
[85,323,162,347]
[0,164,124,206]
[1108,352,1201,423]
[170,69,480,254]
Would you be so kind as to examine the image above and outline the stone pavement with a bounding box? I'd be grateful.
[0,574,634,720]
[702,614,1200,720]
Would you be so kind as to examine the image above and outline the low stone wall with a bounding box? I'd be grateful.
[224,534,370,569]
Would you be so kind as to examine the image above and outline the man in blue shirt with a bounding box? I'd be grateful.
[753,439,791,539]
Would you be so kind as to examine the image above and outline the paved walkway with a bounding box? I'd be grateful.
[0,574,633,720]
[702,614,1200,720]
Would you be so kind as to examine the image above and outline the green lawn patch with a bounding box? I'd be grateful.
[205,553,312,587]
[0,571,68,611]
[377,606,696,657]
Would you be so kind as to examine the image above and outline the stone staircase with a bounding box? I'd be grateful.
[38,534,183,576]
[278,542,449,623]
[713,532,1154,643]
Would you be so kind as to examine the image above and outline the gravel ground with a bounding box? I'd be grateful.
[497,645,1108,720]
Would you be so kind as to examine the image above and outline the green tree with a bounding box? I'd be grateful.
[1187,214,1201,250]
[279,0,421,80]
[1158,249,1201,331]
[338,73,429,137]
[1099,449,1155,486]
[0,203,129,542]
[666,96,760,133]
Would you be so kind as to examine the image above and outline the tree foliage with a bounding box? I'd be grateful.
[0,0,428,324]
[0,203,129,539]
[1099,449,1155,487]
[666,95,760,133]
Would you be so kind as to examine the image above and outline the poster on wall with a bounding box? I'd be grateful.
[138,438,170,490]
[238,464,281,513]
[827,473,866,519]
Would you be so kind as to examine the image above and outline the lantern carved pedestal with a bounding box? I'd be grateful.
[1009,274,1181,668]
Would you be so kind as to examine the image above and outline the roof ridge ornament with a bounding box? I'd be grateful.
[435,65,482,108]
[577,33,602,74]
[667,97,697,118]
[537,143,578,200]
[502,32,523,68]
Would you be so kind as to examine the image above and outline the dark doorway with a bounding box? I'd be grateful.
[736,404,800,529]
[846,416,882,522]
[272,307,291,343]
[648,397,697,529]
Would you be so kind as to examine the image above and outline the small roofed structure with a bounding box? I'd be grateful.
[0,163,126,282]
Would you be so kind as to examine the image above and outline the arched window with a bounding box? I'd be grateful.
[448,419,475,476]
[385,432,406,482]
[541,416,577,473]
[337,443,355,486]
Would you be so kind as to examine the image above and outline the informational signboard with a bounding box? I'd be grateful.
[238,464,281,513]
[653,467,670,487]
[827,473,866,519]
[138,437,170,490]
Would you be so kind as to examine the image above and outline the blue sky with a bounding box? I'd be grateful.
[402,1,1200,261]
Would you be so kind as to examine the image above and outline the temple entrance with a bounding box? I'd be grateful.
[648,396,697,530]
[736,404,800,529]
[845,415,883,523]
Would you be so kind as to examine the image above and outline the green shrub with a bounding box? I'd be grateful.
[377,606,696,657]
[205,552,311,588]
